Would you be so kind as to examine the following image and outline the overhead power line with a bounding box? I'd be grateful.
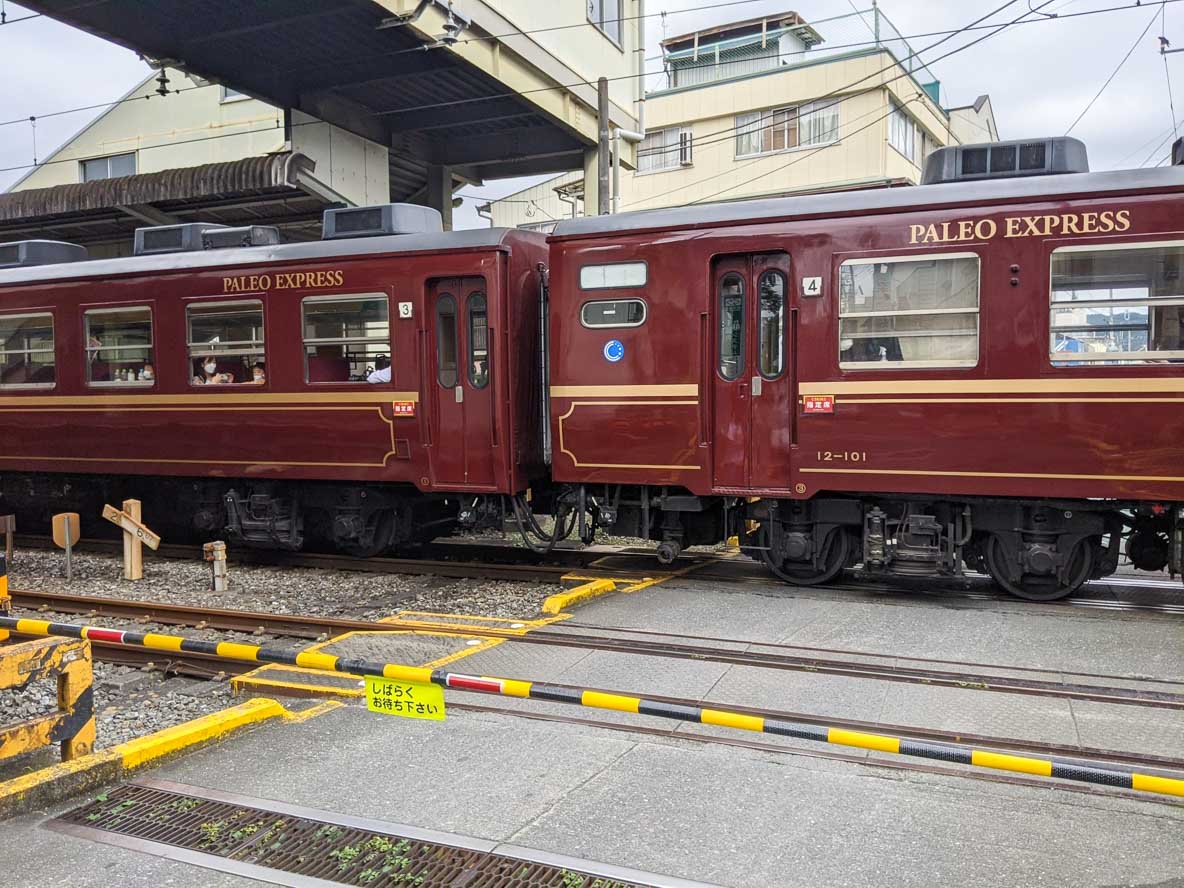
[2,0,1180,139]
[1065,3,1162,134]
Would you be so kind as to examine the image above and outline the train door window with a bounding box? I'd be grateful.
[0,312,55,388]
[1049,241,1184,364]
[757,270,786,378]
[84,307,155,386]
[838,253,980,369]
[718,272,745,380]
[436,294,458,388]
[467,292,489,389]
[186,300,265,385]
[301,294,389,383]
[580,299,646,328]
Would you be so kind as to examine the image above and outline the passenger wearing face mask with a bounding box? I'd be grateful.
[193,355,223,385]
[251,362,266,384]
[141,362,156,383]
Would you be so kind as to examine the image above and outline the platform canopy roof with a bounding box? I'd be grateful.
[16,0,627,194]
[0,153,335,245]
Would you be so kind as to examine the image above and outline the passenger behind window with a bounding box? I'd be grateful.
[193,354,233,385]
[367,354,391,384]
[251,361,266,384]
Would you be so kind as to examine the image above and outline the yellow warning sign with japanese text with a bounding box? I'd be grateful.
[364,676,446,720]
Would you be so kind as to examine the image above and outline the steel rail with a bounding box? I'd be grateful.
[36,631,1184,775]
[4,614,1181,799]
[9,590,1184,713]
[14,533,1183,616]
[448,702,1183,805]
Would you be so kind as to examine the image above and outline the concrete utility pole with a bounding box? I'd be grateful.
[597,77,611,215]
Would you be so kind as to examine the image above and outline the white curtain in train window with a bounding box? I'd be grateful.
[1049,242,1184,363]
[838,255,980,367]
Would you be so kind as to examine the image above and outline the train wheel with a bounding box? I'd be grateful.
[341,510,395,557]
[984,534,1094,601]
[760,524,850,586]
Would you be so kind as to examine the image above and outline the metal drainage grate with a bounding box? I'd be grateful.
[57,783,655,888]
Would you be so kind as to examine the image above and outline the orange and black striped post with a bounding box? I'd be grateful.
[2,613,1182,799]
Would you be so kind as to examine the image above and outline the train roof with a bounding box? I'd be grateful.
[551,167,1184,240]
[0,226,539,287]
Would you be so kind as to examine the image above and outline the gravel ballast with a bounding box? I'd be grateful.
[7,547,559,620]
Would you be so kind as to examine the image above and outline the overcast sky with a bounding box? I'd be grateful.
[1,0,1180,228]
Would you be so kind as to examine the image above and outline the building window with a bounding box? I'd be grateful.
[301,294,390,383]
[84,306,155,385]
[0,312,55,388]
[1050,241,1184,364]
[187,300,265,385]
[888,99,916,163]
[588,0,622,44]
[839,254,980,369]
[80,152,136,182]
[580,299,647,329]
[468,292,489,389]
[579,262,647,289]
[718,273,745,380]
[220,86,249,103]
[436,294,458,388]
[735,101,839,158]
[638,127,692,173]
[757,271,786,379]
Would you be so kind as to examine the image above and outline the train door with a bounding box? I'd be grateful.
[427,278,497,488]
[710,253,793,490]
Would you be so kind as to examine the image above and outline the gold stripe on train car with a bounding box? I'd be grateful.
[550,384,698,398]
[800,467,1184,483]
[0,391,420,407]
[798,378,1184,396]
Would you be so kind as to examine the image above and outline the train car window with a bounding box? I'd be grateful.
[467,292,489,389]
[838,253,980,369]
[1049,241,1184,364]
[187,300,265,385]
[580,299,646,328]
[0,312,55,389]
[579,262,647,289]
[436,294,458,388]
[718,273,745,380]
[84,307,155,386]
[757,271,786,379]
[300,294,390,383]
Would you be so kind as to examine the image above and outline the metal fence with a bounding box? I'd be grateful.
[652,8,941,102]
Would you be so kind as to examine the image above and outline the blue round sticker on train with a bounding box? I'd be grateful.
[603,339,624,363]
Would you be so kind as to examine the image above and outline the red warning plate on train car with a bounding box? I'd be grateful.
[803,395,835,414]
[392,401,416,417]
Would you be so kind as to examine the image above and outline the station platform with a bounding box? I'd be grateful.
[3,575,1182,887]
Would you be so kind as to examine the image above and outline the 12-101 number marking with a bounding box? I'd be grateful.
[816,451,868,462]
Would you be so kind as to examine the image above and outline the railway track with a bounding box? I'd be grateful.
[10,589,1184,714]
[13,533,1183,614]
[8,591,1183,798]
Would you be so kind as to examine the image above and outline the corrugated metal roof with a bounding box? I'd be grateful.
[0,153,312,222]
[552,167,1184,239]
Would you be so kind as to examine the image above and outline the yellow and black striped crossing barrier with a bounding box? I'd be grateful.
[2,614,1182,800]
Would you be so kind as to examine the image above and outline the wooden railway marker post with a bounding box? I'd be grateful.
[101,499,160,581]
[0,514,14,566]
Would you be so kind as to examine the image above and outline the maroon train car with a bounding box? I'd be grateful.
[0,207,547,554]
[546,138,1184,599]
